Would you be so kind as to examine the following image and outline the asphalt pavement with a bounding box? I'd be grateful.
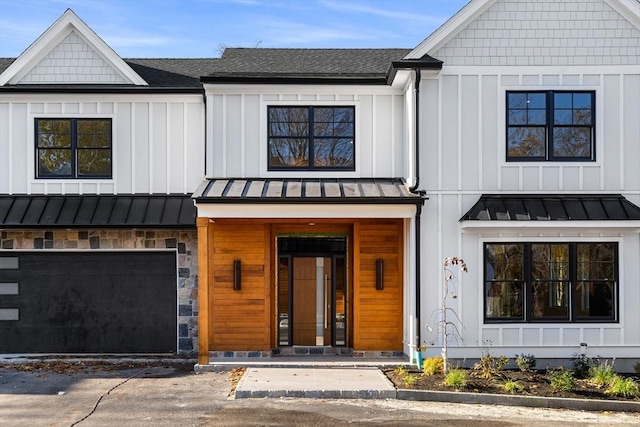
[1,360,638,427]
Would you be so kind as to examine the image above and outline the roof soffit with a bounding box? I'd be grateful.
[0,9,147,86]
[405,0,497,59]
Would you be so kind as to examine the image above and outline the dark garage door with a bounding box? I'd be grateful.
[0,251,177,353]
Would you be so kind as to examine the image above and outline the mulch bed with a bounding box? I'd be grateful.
[383,367,640,402]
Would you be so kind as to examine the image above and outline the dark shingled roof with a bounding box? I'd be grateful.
[0,57,217,90]
[192,178,424,205]
[461,194,640,221]
[0,195,196,228]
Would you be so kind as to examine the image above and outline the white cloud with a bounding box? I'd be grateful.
[318,0,447,24]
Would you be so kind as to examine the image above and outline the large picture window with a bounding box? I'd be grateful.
[36,118,112,179]
[268,106,355,170]
[506,91,595,161]
[484,242,617,322]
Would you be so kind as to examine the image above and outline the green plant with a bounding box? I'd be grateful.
[422,357,444,376]
[394,366,416,388]
[502,379,525,394]
[515,353,536,372]
[571,353,600,379]
[588,361,616,389]
[443,368,467,389]
[605,375,639,398]
[549,369,576,392]
[474,354,510,379]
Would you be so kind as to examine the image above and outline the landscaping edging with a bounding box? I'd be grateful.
[397,388,640,412]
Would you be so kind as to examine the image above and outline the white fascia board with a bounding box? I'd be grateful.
[0,9,147,86]
[406,0,497,59]
[460,221,640,231]
[202,83,403,96]
[195,203,417,219]
[604,0,640,30]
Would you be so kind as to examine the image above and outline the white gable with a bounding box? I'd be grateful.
[408,0,640,66]
[0,9,146,86]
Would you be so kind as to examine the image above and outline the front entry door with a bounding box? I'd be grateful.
[278,238,346,347]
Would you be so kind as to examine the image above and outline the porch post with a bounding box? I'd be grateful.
[196,217,210,365]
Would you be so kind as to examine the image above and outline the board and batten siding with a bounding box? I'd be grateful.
[204,85,407,179]
[418,65,640,357]
[0,94,205,195]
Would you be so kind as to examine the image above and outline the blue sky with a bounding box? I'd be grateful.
[0,0,469,58]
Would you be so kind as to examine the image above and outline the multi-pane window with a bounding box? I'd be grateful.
[36,118,112,179]
[484,242,617,322]
[268,106,355,170]
[506,91,595,161]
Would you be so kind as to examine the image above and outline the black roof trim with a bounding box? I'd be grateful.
[0,86,204,94]
[193,178,425,205]
[387,57,444,84]
[0,195,196,229]
[461,194,640,221]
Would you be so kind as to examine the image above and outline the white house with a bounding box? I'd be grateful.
[2,1,639,370]
[0,10,205,354]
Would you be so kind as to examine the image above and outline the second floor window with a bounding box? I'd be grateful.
[36,118,112,179]
[506,91,595,162]
[268,106,355,171]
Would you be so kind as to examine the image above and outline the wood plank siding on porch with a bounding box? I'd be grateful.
[197,218,404,356]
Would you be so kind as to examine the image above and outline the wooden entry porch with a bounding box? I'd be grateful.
[196,218,404,365]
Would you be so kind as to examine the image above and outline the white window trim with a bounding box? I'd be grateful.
[29,113,116,188]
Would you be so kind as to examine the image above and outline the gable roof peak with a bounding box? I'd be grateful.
[0,8,147,86]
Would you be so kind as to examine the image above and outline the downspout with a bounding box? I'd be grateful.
[409,69,425,352]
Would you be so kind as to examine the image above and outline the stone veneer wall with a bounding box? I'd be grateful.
[0,229,198,354]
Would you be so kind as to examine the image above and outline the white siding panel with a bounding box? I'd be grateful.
[481,75,499,190]
[168,103,185,193]
[185,102,204,190]
[603,74,621,190]
[0,103,9,193]
[441,75,458,190]
[116,102,132,194]
[542,166,560,191]
[225,95,243,177]
[563,328,580,346]
[542,329,560,346]
[357,95,373,176]
[374,95,392,176]
[501,167,519,191]
[82,102,97,114]
[422,79,439,189]
[583,329,601,346]
[133,103,150,192]
[522,328,539,346]
[562,166,581,191]
[244,95,261,175]
[502,328,520,346]
[11,103,27,193]
[211,95,225,176]
[151,103,167,193]
[583,166,601,190]
[603,328,621,345]
[623,75,640,191]
[393,95,405,177]
[461,75,479,190]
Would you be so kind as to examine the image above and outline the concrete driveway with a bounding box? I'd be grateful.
[1,361,638,427]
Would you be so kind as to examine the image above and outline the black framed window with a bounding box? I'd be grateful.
[36,118,112,179]
[268,106,355,170]
[506,91,595,161]
[484,242,617,323]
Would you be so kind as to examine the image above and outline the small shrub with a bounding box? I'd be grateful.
[443,368,467,389]
[422,357,444,376]
[588,361,616,389]
[515,354,536,372]
[474,354,510,378]
[571,353,600,379]
[394,366,416,388]
[502,379,525,394]
[605,375,639,398]
[549,369,576,392]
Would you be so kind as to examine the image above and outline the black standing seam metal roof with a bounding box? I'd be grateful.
[192,178,424,205]
[0,195,196,228]
[460,194,640,221]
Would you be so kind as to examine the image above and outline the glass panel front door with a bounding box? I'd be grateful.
[277,237,347,347]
